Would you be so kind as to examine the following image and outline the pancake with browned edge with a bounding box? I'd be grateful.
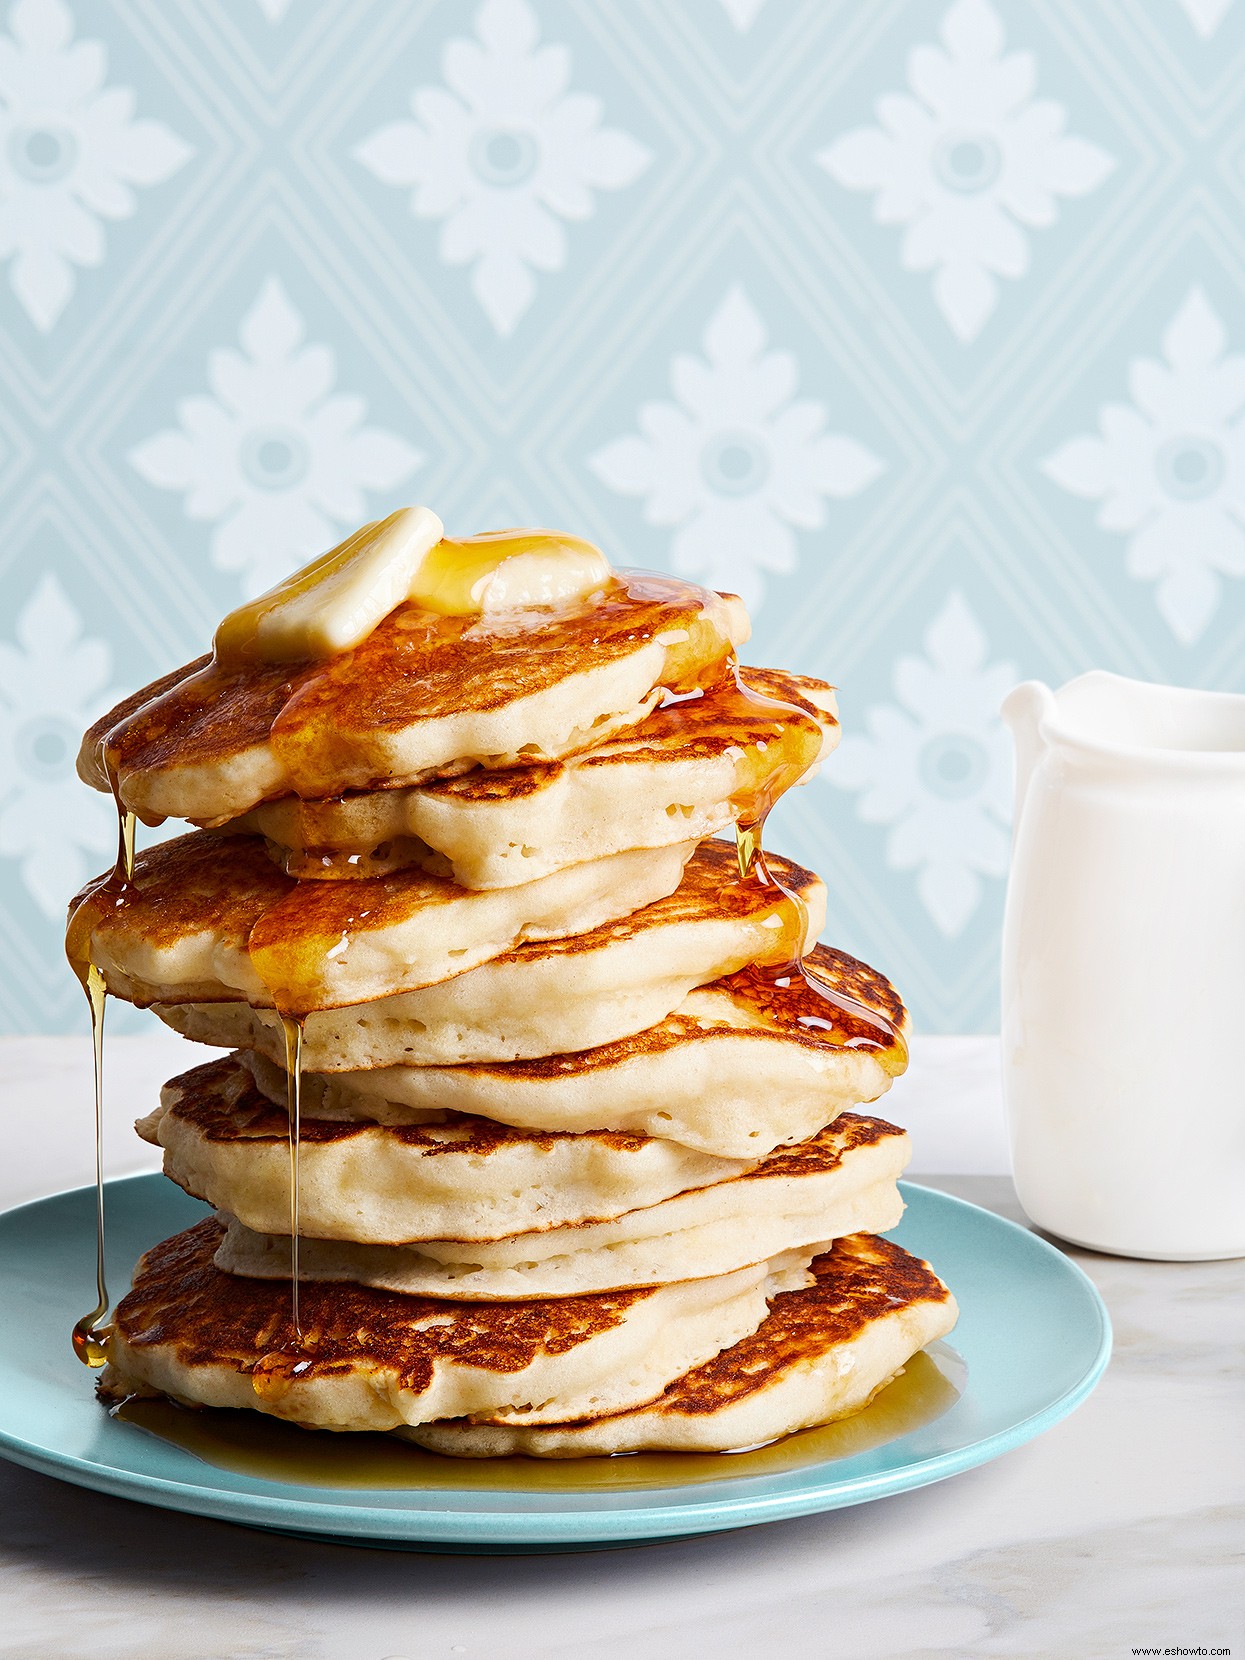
[235,943,906,1160]
[77,829,694,1015]
[142,1054,757,1244]
[231,665,837,887]
[98,1217,814,1430]
[408,1236,958,1455]
[152,840,827,1066]
[79,574,749,825]
[211,1112,908,1294]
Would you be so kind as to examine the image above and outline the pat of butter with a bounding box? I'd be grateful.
[213,511,612,666]
[214,506,444,666]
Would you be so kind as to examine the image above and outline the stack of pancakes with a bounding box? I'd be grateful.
[77,548,956,1456]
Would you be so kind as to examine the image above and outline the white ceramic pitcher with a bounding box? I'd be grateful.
[1001,671,1245,1260]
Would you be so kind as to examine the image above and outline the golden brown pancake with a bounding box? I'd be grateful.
[98,1217,814,1429]
[142,1054,757,1242]
[242,943,905,1159]
[407,1236,959,1455]
[150,840,829,1066]
[78,574,749,825]
[211,1111,910,1295]
[76,829,694,1015]
[232,665,838,886]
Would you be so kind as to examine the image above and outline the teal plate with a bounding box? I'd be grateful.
[0,1177,1110,1552]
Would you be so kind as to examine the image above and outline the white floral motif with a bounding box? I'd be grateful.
[129,277,423,599]
[589,285,884,611]
[817,0,1114,342]
[353,0,651,337]
[1042,286,1245,644]
[829,592,1015,938]
[0,0,191,331]
[0,575,117,917]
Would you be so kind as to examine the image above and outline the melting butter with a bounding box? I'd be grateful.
[422,529,612,615]
[213,511,613,667]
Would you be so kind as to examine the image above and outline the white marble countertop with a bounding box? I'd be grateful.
[1,1035,1240,1658]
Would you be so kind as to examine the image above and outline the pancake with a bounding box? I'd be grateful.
[406,1235,958,1456]
[98,1217,813,1430]
[78,573,749,826]
[212,1114,909,1294]
[78,830,694,1015]
[232,666,838,888]
[256,943,907,1160]
[143,1054,754,1243]
[153,841,827,1067]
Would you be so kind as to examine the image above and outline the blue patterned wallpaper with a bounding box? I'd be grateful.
[2,0,1244,1034]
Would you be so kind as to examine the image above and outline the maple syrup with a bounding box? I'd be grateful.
[280,1012,304,1338]
[71,548,730,1390]
[724,658,906,1061]
[212,515,612,667]
[113,1343,962,1493]
[234,1006,311,1393]
[70,963,110,1367]
[66,755,315,1379]
[72,539,909,1464]
[64,753,136,1367]
[87,569,741,821]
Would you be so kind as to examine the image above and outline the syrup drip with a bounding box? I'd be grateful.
[66,748,316,1380]
[280,1013,304,1338]
[65,756,136,1367]
[244,1012,309,1400]
[77,571,901,1446]
[71,963,109,1367]
[79,555,723,1397]
[724,659,907,1061]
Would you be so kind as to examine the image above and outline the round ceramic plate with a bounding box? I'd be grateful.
[0,1176,1109,1552]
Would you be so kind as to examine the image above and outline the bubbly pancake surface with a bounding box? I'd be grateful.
[408,1235,959,1456]
[79,574,749,823]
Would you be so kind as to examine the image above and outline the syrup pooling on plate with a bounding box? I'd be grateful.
[64,751,136,1366]
[114,1344,963,1491]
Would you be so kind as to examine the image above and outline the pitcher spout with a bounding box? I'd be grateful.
[1002,680,1056,826]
